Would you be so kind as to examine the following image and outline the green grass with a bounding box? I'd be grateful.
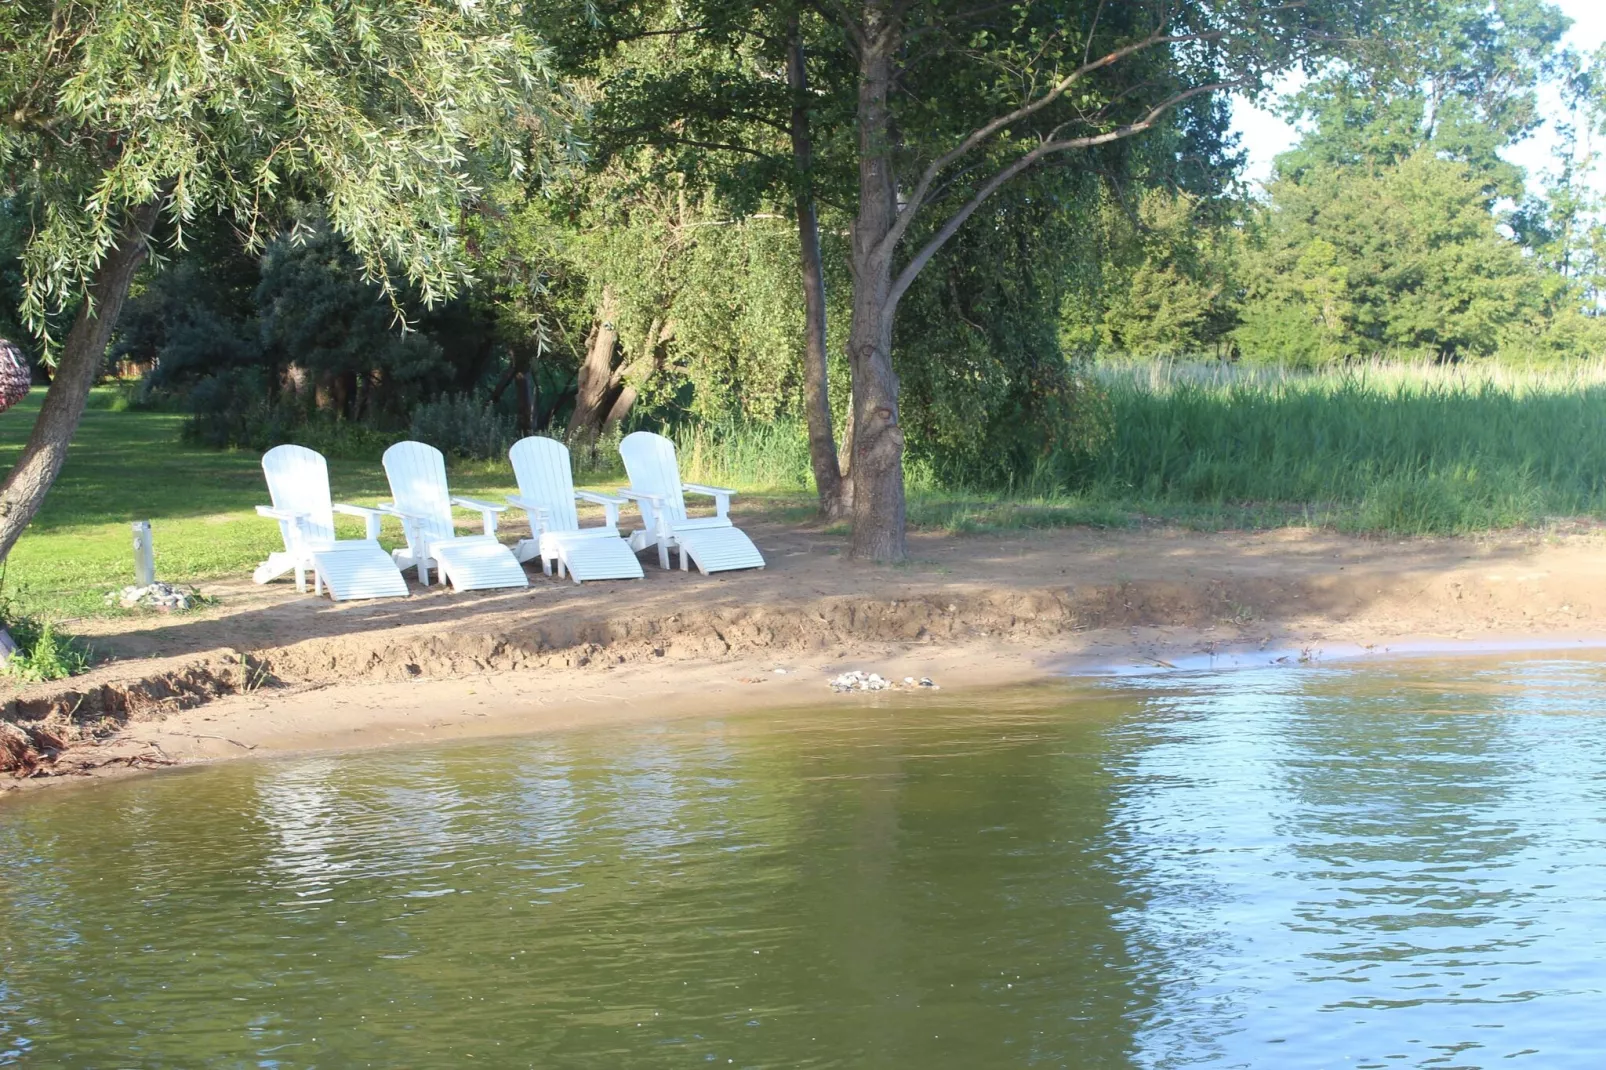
[866,359,1606,538]
[7,358,1606,620]
[1076,359,1606,535]
[0,600,94,682]
[0,391,549,618]
[0,390,816,621]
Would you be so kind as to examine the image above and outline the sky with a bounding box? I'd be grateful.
[1232,0,1606,193]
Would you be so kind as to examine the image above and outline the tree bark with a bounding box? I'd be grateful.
[602,317,672,433]
[515,370,534,436]
[789,14,848,521]
[845,6,907,562]
[567,286,620,442]
[0,201,160,563]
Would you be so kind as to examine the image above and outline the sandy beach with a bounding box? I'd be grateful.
[9,517,1606,792]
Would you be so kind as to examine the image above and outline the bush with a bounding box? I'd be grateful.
[409,393,517,460]
[0,602,92,682]
[180,369,404,458]
[181,367,278,449]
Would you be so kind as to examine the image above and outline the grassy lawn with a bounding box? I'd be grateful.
[8,358,1606,620]
[0,390,817,621]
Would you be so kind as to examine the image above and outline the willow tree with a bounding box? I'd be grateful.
[0,0,564,561]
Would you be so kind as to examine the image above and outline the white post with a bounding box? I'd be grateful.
[132,520,155,586]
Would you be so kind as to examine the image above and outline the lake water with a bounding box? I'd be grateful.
[3,655,1606,1068]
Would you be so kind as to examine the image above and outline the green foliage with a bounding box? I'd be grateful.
[668,419,812,491]
[1276,0,1569,194]
[1078,361,1606,534]
[254,225,450,409]
[1232,151,1574,363]
[1079,0,1598,366]
[667,218,812,421]
[178,364,404,458]
[0,600,91,682]
[118,216,514,449]
[0,0,567,350]
[409,394,518,461]
[180,366,277,449]
[895,174,1113,489]
[1071,189,1239,359]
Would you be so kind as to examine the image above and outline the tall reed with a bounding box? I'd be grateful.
[1080,359,1606,532]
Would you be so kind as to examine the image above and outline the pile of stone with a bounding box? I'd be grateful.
[829,671,940,693]
[106,582,202,612]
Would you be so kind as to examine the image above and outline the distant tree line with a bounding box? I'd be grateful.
[1088,0,1606,366]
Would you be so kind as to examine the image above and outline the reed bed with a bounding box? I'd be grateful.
[645,359,1606,535]
[1081,359,1606,533]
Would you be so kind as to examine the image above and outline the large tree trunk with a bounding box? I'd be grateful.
[567,287,620,443]
[0,203,159,563]
[788,15,848,521]
[602,317,673,434]
[845,7,907,562]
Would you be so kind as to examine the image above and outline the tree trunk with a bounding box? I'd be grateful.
[0,202,160,562]
[601,382,638,433]
[567,287,620,442]
[515,370,533,436]
[789,14,848,521]
[602,317,672,434]
[845,8,907,562]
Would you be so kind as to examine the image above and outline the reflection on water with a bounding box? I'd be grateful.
[2,654,1605,1068]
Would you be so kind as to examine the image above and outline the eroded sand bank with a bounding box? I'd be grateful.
[8,521,1606,791]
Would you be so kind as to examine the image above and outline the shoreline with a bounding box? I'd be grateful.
[10,523,1606,793]
[9,629,1606,798]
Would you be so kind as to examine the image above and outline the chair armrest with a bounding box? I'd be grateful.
[575,490,626,529]
[333,503,386,540]
[256,505,310,523]
[452,496,506,537]
[682,482,733,519]
[452,496,507,514]
[682,482,736,499]
[616,488,670,535]
[506,495,554,534]
[506,494,546,513]
[376,502,431,521]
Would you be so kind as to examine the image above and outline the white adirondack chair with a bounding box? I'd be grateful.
[254,444,409,601]
[505,437,644,584]
[616,431,766,574]
[379,441,529,592]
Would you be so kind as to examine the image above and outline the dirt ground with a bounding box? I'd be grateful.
[8,515,1606,790]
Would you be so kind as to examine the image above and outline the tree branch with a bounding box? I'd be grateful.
[884,80,1241,310]
[810,0,868,52]
[875,27,1225,259]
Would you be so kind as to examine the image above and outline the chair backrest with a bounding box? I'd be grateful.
[508,437,580,533]
[619,431,687,527]
[382,441,457,547]
[262,444,336,549]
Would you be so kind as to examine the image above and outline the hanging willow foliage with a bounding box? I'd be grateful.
[0,0,578,349]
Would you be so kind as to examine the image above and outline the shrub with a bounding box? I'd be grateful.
[181,367,278,449]
[409,393,517,460]
[0,602,92,682]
